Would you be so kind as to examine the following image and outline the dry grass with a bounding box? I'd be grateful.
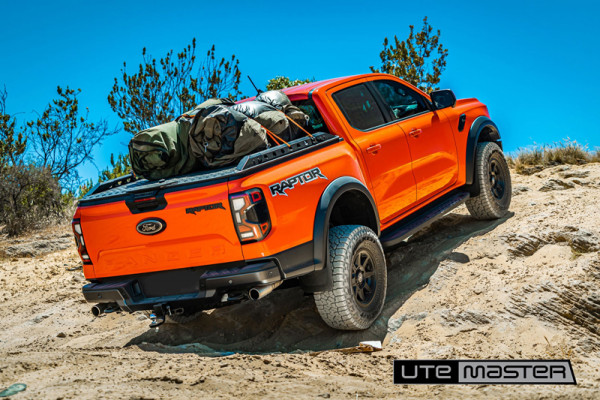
[506,139,600,175]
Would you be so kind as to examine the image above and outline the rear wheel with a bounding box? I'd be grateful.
[466,141,512,220]
[314,225,387,330]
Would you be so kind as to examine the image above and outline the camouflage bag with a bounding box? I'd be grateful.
[188,104,268,168]
[279,104,310,142]
[254,110,289,135]
[201,119,268,167]
[129,120,196,180]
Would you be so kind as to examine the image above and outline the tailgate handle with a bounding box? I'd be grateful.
[125,193,168,214]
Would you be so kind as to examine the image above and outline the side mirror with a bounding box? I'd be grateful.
[430,89,456,110]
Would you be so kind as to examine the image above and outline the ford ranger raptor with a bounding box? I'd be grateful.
[73,73,511,330]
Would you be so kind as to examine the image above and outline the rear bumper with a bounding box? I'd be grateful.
[82,260,281,312]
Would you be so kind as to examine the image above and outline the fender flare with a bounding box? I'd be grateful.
[465,116,502,185]
[301,176,379,293]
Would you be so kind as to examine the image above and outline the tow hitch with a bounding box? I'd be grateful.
[149,304,167,328]
[148,304,184,328]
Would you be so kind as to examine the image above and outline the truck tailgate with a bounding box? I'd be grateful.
[79,182,242,279]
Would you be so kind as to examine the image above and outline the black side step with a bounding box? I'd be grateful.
[380,191,470,249]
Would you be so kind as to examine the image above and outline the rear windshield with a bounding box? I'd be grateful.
[292,99,330,134]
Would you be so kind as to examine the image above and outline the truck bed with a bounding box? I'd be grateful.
[80,132,340,206]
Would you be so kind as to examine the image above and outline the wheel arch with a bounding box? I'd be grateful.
[300,177,379,293]
[466,116,502,185]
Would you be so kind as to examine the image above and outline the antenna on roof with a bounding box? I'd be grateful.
[247,75,263,95]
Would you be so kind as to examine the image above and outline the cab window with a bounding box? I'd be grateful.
[332,84,386,130]
[292,99,329,133]
[372,80,429,120]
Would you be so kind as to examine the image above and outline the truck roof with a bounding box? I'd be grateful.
[275,73,431,100]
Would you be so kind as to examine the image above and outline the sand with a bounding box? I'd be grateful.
[1,164,599,399]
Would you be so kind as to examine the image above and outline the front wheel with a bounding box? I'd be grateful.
[466,141,512,220]
[314,225,387,330]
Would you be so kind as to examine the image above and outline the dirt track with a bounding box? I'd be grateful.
[1,164,599,399]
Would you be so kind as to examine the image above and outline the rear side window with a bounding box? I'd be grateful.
[333,84,385,130]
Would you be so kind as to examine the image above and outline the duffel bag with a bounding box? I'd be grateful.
[255,90,292,110]
[189,104,268,168]
[129,120,196,180]
[202,119,268,167]
[230,100,276,118]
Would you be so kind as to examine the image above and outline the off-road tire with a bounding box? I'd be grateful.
[314,225,387,330]
[466,141,512,220]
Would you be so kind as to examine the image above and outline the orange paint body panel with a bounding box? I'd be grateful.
[78,181,242,279]
[231,142,367,262]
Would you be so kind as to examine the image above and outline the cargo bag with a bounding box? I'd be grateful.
[199,119,268,167]
[255,90,292,110]
[253,91,310,142]
[254,110,288,135]
[129,120,196,180]
[230,100,277,118]
[188,104,268,168]
[279,104,310,142]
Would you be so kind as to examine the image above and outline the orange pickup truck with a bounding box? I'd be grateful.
[73,73,511,330]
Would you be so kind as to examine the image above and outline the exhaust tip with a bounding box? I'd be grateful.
[91,302,117,317]
[248,281,283,301]
[91,304,103,317]
[249,288,261,301]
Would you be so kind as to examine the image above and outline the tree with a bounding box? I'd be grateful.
[79,153,131,197]
[26,86,119,191]
[370,17,448,93]
[0,87,27,169]
[266,76,314,91]
[108,40,242,135]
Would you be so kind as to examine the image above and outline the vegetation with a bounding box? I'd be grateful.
[108,40,242,135]
[266,76,314,90]
[507,139,600,175]
[1,87,114,236]
[0,87,27,169]
[79,153,131,197]
[0,164,66,236]
[370,16,448,93]
[5,19,451,236]
[26,86,119,191]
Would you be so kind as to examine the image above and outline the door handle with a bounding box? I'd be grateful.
[366,144,382,154]
[409,128,422,137]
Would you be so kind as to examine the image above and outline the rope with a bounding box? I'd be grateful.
[281,113,313,138]
[256,122,290,148]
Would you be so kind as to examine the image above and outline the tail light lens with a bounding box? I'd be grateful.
[229,188,271,243]
[72,218,92,264]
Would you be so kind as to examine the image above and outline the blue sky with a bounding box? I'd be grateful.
[1,0,599,182]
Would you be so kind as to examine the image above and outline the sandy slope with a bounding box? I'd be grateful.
[0,164,599,399]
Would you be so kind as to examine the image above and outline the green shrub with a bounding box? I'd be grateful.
[0,164,67,236]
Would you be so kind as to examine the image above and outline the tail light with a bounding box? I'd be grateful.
[229,188,271,243]
[72,218,92,265]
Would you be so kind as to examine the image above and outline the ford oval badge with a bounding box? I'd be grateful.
[136,218,166,235]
